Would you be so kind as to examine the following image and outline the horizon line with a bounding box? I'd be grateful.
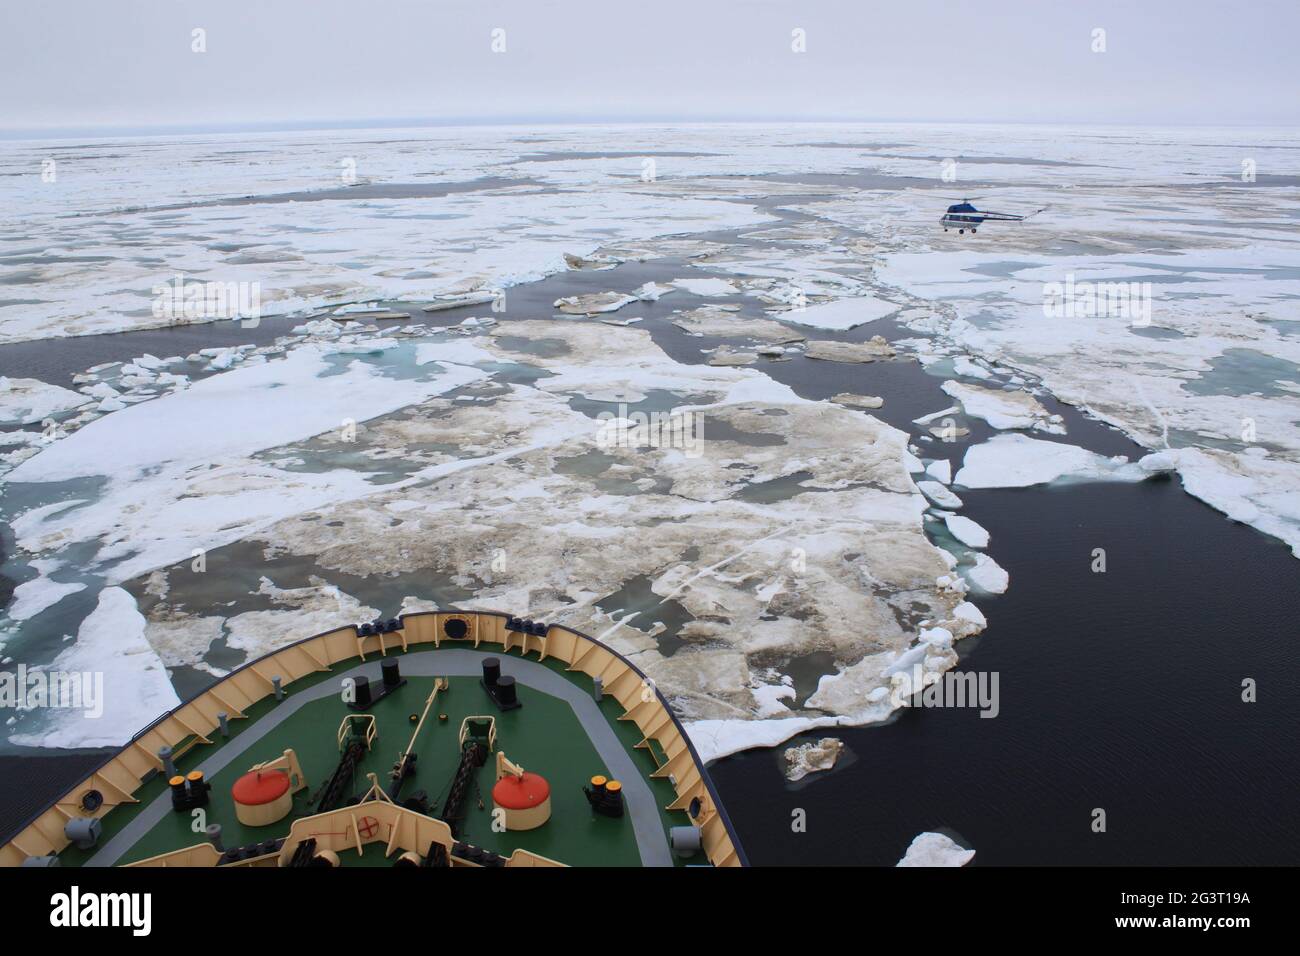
[3,114,1295,142]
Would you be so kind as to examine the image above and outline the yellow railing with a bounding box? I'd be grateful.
[458,715,497,752]
[337,713,377,752]
[126,800,564,868]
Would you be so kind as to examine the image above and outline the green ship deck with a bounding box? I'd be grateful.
[96,651,680,867]
[2,612,745,869]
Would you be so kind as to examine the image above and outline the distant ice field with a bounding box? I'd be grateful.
[1,122,1297,760]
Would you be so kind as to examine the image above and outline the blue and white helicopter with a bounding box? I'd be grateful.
[940,198,1042,234]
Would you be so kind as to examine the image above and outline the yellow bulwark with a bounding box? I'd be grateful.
[0,611,744,868]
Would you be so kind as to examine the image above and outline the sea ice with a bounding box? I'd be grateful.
[896,832,975,867]
[964,554,1009,594]
[635,281,674,302]
[7,575,86,622]
[952,356,993,379]
[672,277,740,297]
[871,189,1300,560]
[145,320,978,758]
[955,434,1147,489]
[553,292,638,315]
[832,393,885,410]
[421,291,499,312]
[783,737,845,781]
[9,587,180,749]
[941,380,1063,434]
[916,480,963,509]
[687,715,848,763]
[952,601,987,630]
[944,515,990,548]
[776,296,899,331]
[8,342,487,583]
[0,377,89,426]
[0,160,773,343]
[804,337,895,363]
[672,307,805,344]
[925,459,952,484]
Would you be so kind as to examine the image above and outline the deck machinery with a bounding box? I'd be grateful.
[1,611,746,869]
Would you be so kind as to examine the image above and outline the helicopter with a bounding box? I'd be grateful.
[940,197,1043,234]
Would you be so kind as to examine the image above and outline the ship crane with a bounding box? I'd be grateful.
[387,678,447,801]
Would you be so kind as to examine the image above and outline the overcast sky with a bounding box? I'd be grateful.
[2,0,1297,132]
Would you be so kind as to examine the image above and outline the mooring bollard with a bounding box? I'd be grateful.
[158,745,176,780]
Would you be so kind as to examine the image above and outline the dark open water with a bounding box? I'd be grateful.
[712,477,1300,865]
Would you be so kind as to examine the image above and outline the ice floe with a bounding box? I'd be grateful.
[955,434,1149,489]
[964,554,1010,594]
[672,277,740,297]
[421,291,499,312]
[896,832,975,867]
[554,292,638,315]
[634,281,674,302]
[9,587,179,749]
[687,715,853,764]
[944,515,990,548]
[783,737,845,781]
[952,356,994,379]
[925,459,952,484]
[776,295,899,331]
[0,377,89,426]
[804,337,895,363]
[832,393,885,410]
[672,307,804,344]
[8,341,487,583]
[941,380,1064,434]
[7,573,86,622]
[916,481,963,509]
[953,600,987,630]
